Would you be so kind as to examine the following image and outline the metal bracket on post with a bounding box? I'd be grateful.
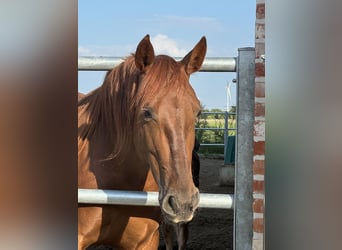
[234,47,255,250]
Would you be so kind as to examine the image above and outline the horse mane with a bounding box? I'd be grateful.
[78,54,192,161]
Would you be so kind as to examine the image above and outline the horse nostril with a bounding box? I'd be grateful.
[168,196,179,214]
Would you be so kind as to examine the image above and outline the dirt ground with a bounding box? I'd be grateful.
[89,157,234,250]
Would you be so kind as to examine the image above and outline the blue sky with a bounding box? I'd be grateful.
[78,1,255,109]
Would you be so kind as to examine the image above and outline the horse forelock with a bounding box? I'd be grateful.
[134,55,194,106]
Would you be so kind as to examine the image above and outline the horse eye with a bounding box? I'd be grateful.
[197,110,202,118]
[143,108,153,119]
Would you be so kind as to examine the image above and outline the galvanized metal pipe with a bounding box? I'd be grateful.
[195,127,235,131]
[78,56,237,72]
[200,143,225,147]
[234,47,255,250]
[78,189,234,209]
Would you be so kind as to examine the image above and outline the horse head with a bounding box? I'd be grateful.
[133,35,206,224]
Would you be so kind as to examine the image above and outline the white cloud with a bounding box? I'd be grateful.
[79,34,189,58]
[78,46,95,56]
[78,44,135,57]
[150,34,188,57]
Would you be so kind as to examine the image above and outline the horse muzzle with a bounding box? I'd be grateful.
[160,188,200,223]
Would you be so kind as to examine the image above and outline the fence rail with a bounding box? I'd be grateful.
[78,56,237,72]
[78,189,234,209]
[196,111,236,149]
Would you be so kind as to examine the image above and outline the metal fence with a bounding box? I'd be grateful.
[78,189,233,209]
[78,48,255,250]
[78,56,237,72]
[196,111,236,147]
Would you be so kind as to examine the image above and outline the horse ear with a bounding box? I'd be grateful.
[135,34,155,72]
[181,36,207,75]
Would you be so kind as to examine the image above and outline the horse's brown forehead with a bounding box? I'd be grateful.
[140,56,200,117]
[155,99,198,132]
[155,88,199,112]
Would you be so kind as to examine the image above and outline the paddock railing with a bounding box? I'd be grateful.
[196,111,236,145]
[78,56,237,72]
[78,189,233,209]
[78,48,255,250]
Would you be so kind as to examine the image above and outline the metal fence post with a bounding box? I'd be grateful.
[234,47,255,250]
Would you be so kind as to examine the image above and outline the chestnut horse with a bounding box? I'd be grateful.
[78,35,206,250]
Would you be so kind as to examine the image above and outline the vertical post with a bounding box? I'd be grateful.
[234,47,255,250]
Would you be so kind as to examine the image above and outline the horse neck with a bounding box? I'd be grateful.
[85,127,158,191]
